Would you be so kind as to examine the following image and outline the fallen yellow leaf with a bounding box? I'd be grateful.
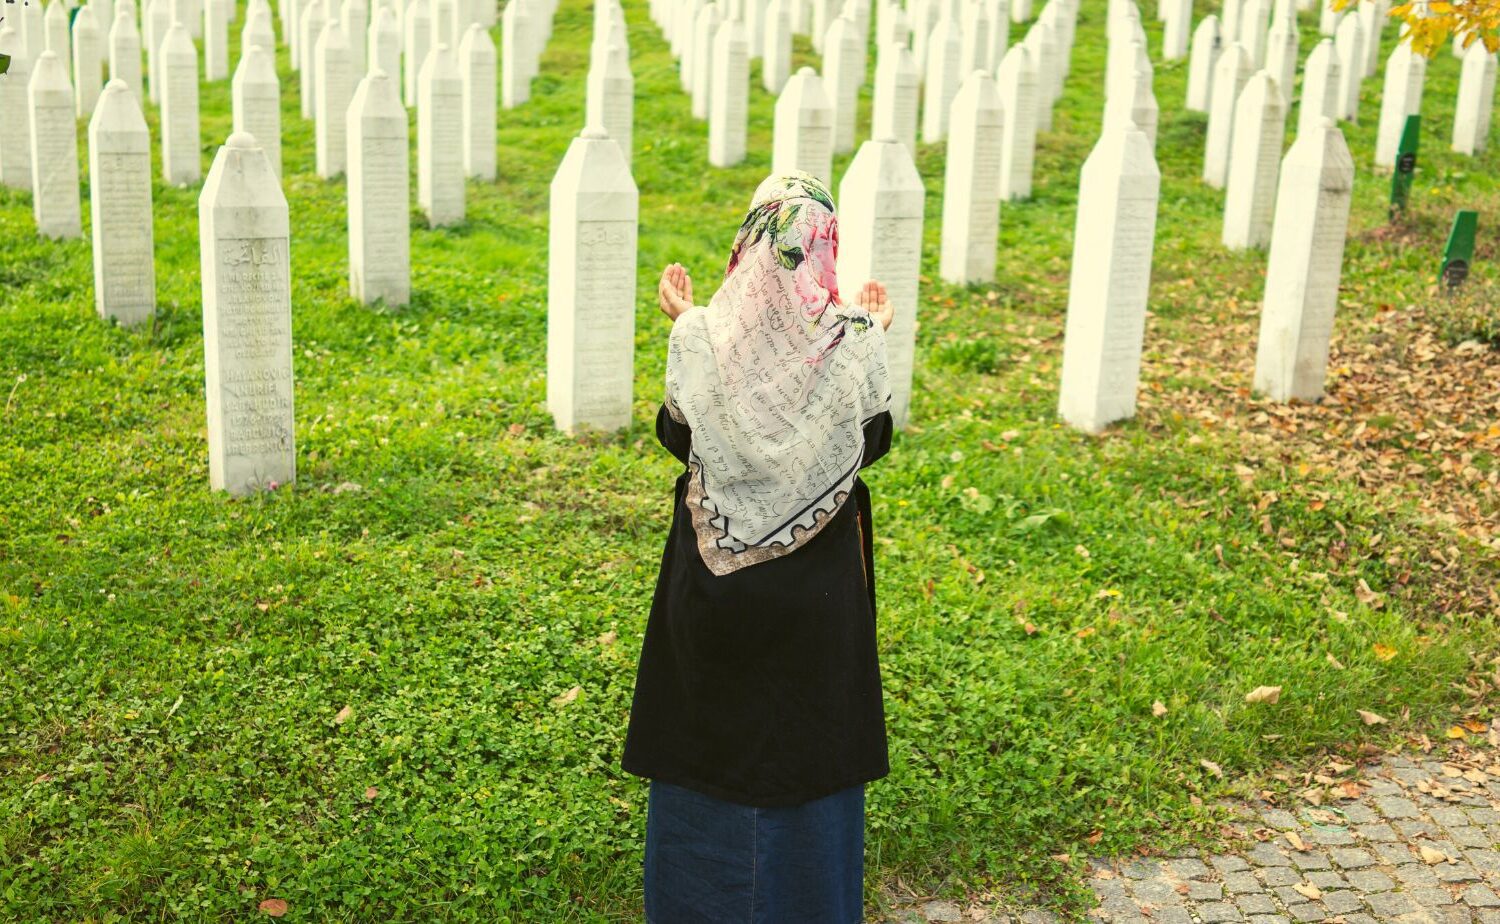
[333,705,353,725]
[1419,845,1451,864]
[1357,709,1388,725]
[1245,685,1283,705]
[1447,725,1468,739]
[552,685,582,706]
[1286,831,1307,851]
[1152,700,1168,717]
[259,898,289,917]
[1293,882,1322,900]
[1373,644,1397,662]
[1201,759,1224,779]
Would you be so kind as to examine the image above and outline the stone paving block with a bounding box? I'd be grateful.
[1338,804,1379,824]
[1407,885,1456,906]
[1393,767,1428,784]
[1439,862,1484,884]
[1321,890,1364,914]
[921,900,963,922]
[1357,823,1400,842]
[1470,849,1500,875]
[1345,869,1396,892]
[1309,828,1357,846]
[1435,807,1474,826]
[1376,842,1418,865]
[1365,781,1404,797]
[1188,881,1225,901]
[1261,809,1301,830]
[1341,916,1378,924]
[1260,866,1302,887]
[1450,826,1491,848]
[1122,859,1163,879]
[1225,871,1263,894]
[1365,890,1416,915]
[1236,893,1278,914]
[1397,820,1441,838]
[1437,908,1477,924]
[1017,911,1058,924]
[1480,910,1500,924]
[1305,871,1348,890]
[1290,851,1332,871]
[1393,862,1442,887]
[1246,917,1291,924]
[1329,847,1375,869]
[1168,858,1214,880]
[1129,877,1182,905]
[1215,856,1252,874]
[1198,902,1245,923]
[1149,909,1194,924]
[1376,796,1422,819]
[1286,903,1327,922]
[1468,807,1500,825]
[1274,886,1311,905]
[1249,844,1293,867]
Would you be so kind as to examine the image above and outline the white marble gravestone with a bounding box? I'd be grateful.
[500,0,531,107]
[1373,43,1424,167]
[708,19,748,166]
[872,41,918,158]
[689,2,720,121]
[939,70,1004,284]
[342,0,368,74]
[232,45,282,177]
[1012,0,1032,22]
[1264,10,1297,103]
[547,126,639,434]
[1222,70,1286,249]
[200,132,296,495]
[71,8,104,117]
[369,6,401,79]
[1238,0,1268,66]
[762,0,792,93]
[1297,38,1340,140]
[1452,44,1496,155]
[160,23,201,185]
[459,23,496,179]
[1057,122,1160,434]
[314,21,353,178]
[772,66,833,184]
[1318,0,1337,34]
[406,0,433,105]
[838,136,924,426]
[1202,41,1250,187]
[996,42,1038,200]
[746,0,767,57]
[1103,60,1157,150]
[809,0,833,51]
[1253,119,1353,402]
[418,43,465,226]
[286,0,301,63]
[961,0,991,74]
[28,51,82,239]
[987,0,1011,67]
[347,70,410,306]
[0,28,34,192]
[1185,13,1218,112]
[1333,13,1362,121]
[205,0,229,78]
[242,6,275,53]
[109,8,143,99]
[921,12,963,142]
[298,0,327,117]
[1024,20,1057,131]
[1162,0,1190,60]
[144,0,168,102]
[43,1,71,76]
[586,38,633,166]
[89,80,155,324]
[824,14,860,153]
[1357,0,1380,77]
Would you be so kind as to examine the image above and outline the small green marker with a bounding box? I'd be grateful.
[1441,210,1478,289]
[1389,114,1420,219]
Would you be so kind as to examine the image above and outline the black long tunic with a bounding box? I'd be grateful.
[621,404,894,808]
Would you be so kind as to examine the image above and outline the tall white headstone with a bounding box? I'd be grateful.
[1357,0,1380,76]
[1253,119,1354,402]
[200,132,296,495]
[297,0,326,117]
[1452,44,1496,155]
[160,22,201,185]
[708,19,748,166]
[145,0,168,102]
[72,8,105,116]
[459,23,497,179]
[586,38,633,167]
[242,6,275,52]
[341,0,368,74]
[500,0,530,106]
[1103,61,1157,150]
[369,6,400,79]
[43,0,72,76]
[1373,42,1424,167]
[232,44,282,177]
[960,0,991,73]
[1202,40,1250,187]
[921,11,963,142]
[986,0,1010,67]
[838,136,924,426]
[772,66,833,184]
[689,1,720,120]
[314,21,353,178]
[872,41,918,158]
[205,0,229,78]
[89,80,155,324]
[1264,9,1296,101]
[939,70,1004,284]
[1162,0,1191,60]
[547,126,639,433]
[28,50,82,239]
[762,0,792,93]
[1185,13,1218,112]
[1238,0,1269,66]
[824,14,860,153]
[0,28,34,191]
[347,70,410,306]
[108,8,143,99]
[418,42,465,226]
[1222,70,1286,249]
[1024,20,1057,130]
[996,42,1038,200]
[406,0,433,105]
[1057,122,1160,433]
[1297,38,1339,140]
[1333,13,1362,120]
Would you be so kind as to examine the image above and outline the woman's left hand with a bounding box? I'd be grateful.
[854,281,893,331]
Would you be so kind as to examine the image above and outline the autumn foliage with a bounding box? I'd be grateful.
[1333,0,1500,57]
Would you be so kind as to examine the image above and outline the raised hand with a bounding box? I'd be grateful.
[658,263,694,321]
[853,280,893,331]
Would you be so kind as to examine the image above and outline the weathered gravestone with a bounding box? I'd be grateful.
[1297,37,1340,139]
[547,126,639,433]
[315,21,353,178]
[199,132,296,495]
[1203,40,1250,188]
[921,5,962,142]
[406,0,433,105]
[1185,13,1219,112]
[1333,13,1362,121]
[73,7,104,116]
[418,43,465,226]
[1222,69,1285,250]
[232,44,281,177]
[586,38,633,166]
[1374,42,1424,167]
[872,41,918,158]
[459,23,496,179]
[1452,44,1495,155]
[347,69,410,306]
[0,28,34,191]
[939,70,1005,285]
[1057,121,1160,433]
[160,22,201,185]
[1252,118,1353,402]
[500,0,530,106]
[708,19,748,167]
[1440,210,1476,289]
[838,136,924,426]
[762,0,791,92]
[824,14,860,153]
[772,66,833,184]
[89,79,156,324]
[29,50,82,239]
[108,8,143,99]
[369,6,400,79]
[997,41,1038,200]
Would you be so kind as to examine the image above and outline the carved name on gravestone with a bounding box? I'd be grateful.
[90,79,156,324]
[200,132,296,495]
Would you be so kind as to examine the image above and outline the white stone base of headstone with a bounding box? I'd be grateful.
[772,66,834,184]
[347,70,411,306]
[939,70,1004,284]
[1222,70,1286,250]
[89,79,156,324]
[1452,44,1496,155]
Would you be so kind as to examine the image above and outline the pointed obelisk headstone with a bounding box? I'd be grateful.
[960,0,990,74]
[297,0,325,117]
[772,66,833,184]
[1264,9,1296,102]
[1185,13,1219,112]
[89,79,155,324]
[996,42,1038,200]
[1203,40,1250,188]
[315,21,353,178]
[200,132,296,495]
[369,5,400,79]
[1452,43,1495,155]
[1373,42,1424,167]
[921,10,962,142]
[242,5,275,52]
[459,23,496,179]
[1103,61,1158,150]
[762,0,791,93]
[72,7,105,116]
[1297,37,1339,139]
[347,69,410,306]
[418,42,464,226]
[43,0,71,77]
[108,9,143,100]
[1333,12,1362,121]
[547,125,639,433]
[872,41,918,158]
[205,0,229,78]
[159,22,201,185]
[939,70,1004,284]
[1252,119,1353,402]
[586,37,633,167]
[1222,70,1286,249]
[405,0,432,105]
[708,18,748,166]
[232,44,282,177]
[823,14,859,153]
[0,27,35,191]
[500,0,530,106]
[1057,121,1160,433]
[341,0,367,74]
[29,50,83,239]
[838,136,924,426]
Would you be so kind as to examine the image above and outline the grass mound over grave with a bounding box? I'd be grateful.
[2,0,1498,918]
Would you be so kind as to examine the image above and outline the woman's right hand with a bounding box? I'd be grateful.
[658,263,694,321]
[854,281,893,331]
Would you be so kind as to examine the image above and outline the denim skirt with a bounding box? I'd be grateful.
[643,780,865,924]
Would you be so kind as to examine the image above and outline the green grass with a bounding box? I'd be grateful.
[2,0,1498,919]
